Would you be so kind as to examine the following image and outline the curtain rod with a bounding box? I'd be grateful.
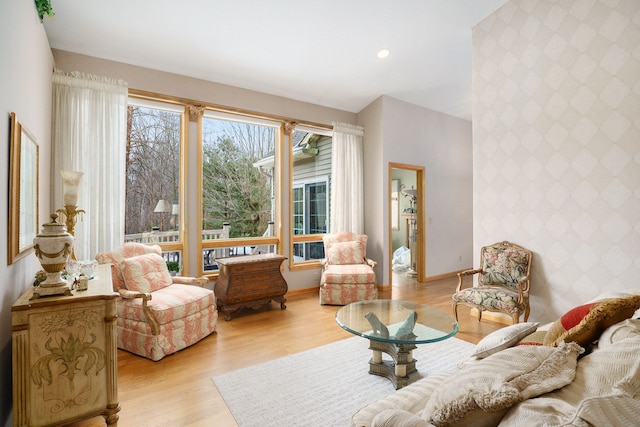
[129,88,333,131]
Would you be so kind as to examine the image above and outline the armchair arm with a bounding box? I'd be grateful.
[117,288,160,335]
[172,276,209,287]
[515,275,531,304]
[118,288,152,300]
[455,268,482,292]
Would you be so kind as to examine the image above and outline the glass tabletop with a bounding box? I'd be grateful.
[335,299,458,345]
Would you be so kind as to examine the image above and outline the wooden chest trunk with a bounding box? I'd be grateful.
[214,253,288,320]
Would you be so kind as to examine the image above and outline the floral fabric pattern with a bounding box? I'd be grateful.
[321,264,376,284]
[326,241,366,265]
[453,241,532,324]
[319,283,378,305]
[119,253,173,293]
[480,245,530,290]
[96,242,162,291]
[118,284,216,325]
[320,231,377,305]
[117,305,218,361]
[453,287,521,314]
[96,242,218,361]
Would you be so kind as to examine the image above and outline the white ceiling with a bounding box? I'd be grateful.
[43,0,510,120]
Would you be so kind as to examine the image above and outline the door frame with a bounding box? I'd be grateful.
[388,162,425,285]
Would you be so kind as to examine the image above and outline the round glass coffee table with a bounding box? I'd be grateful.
[335,299,458,389]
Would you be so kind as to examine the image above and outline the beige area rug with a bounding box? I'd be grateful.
[212,335,475,427]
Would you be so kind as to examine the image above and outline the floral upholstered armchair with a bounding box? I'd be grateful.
[96,242,218,361]
[452,241,532,324]
[319,231,378,305]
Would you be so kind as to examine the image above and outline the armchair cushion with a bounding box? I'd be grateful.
[119,284,216,326]
[119,252,173,293]
[95,242,162,291]
[321,264,377,284]
[453,286,522,315]
[326,241,366,265]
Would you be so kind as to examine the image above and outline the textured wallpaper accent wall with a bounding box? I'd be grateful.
[472,0,640,322]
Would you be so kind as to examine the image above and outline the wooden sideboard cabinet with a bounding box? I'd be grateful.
[12,264,120,427]
[215,253,288,320]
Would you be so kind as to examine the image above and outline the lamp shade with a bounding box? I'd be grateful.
[61,170,84,206]
[171,204,180,215]
[154,199,172,213]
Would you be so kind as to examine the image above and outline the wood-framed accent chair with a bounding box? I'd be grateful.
[452,241,532,324]
[319,231,378,305]
[96,242,218,361]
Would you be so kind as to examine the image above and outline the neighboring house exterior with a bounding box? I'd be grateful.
[255,130,333,262]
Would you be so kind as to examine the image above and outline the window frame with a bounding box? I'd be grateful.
[126,89,334,276]
[288,125,333,270]
[198,109,283,276]
[125,94,187,271]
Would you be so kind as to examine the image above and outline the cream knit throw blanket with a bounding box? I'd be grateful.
[429,342,583,426]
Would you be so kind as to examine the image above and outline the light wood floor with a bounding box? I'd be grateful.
[102,275,504,426]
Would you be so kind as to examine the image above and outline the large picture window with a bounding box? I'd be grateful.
[123,92,334,276]
[201,111,280,273]
[290,127,332,265]
[124,97,184,265]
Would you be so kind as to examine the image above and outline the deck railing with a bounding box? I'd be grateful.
[125,222,275,272]
[124,223,231,244]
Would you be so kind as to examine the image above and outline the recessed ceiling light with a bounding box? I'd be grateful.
[377,48,390,59]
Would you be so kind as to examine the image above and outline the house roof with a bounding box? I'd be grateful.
[42,0,510,120]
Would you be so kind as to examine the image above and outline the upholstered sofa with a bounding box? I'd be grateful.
[96,242,218,361]
[352,291,640,427]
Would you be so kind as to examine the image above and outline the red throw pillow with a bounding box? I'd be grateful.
[543,296,640,347]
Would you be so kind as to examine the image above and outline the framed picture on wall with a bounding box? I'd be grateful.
[8,112,39,264]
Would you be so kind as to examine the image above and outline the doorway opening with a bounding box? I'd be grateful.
[388,163,425,287]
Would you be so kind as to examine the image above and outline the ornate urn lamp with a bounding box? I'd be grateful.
[32,213,74,298]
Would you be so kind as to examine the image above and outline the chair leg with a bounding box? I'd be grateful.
[511,313,519,324]
[524,305,530,322]
[477,308,482,322]
[452,302,459,322]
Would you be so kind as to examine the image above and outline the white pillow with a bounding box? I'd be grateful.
[473,322,539,359]
[598,318,640,349]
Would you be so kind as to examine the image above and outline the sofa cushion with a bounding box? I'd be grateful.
[353,371,451,427]
[498,336,640,426]
[326,241,366,265]
[472,322,539,358]
[597,318,640,349]
[119,253,173,293]
[371,409,432,427]
[422,343,583,427]
[543,295,640,347]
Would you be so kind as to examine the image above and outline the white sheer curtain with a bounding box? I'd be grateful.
[51,69,128,260]
[330,122,364,234]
